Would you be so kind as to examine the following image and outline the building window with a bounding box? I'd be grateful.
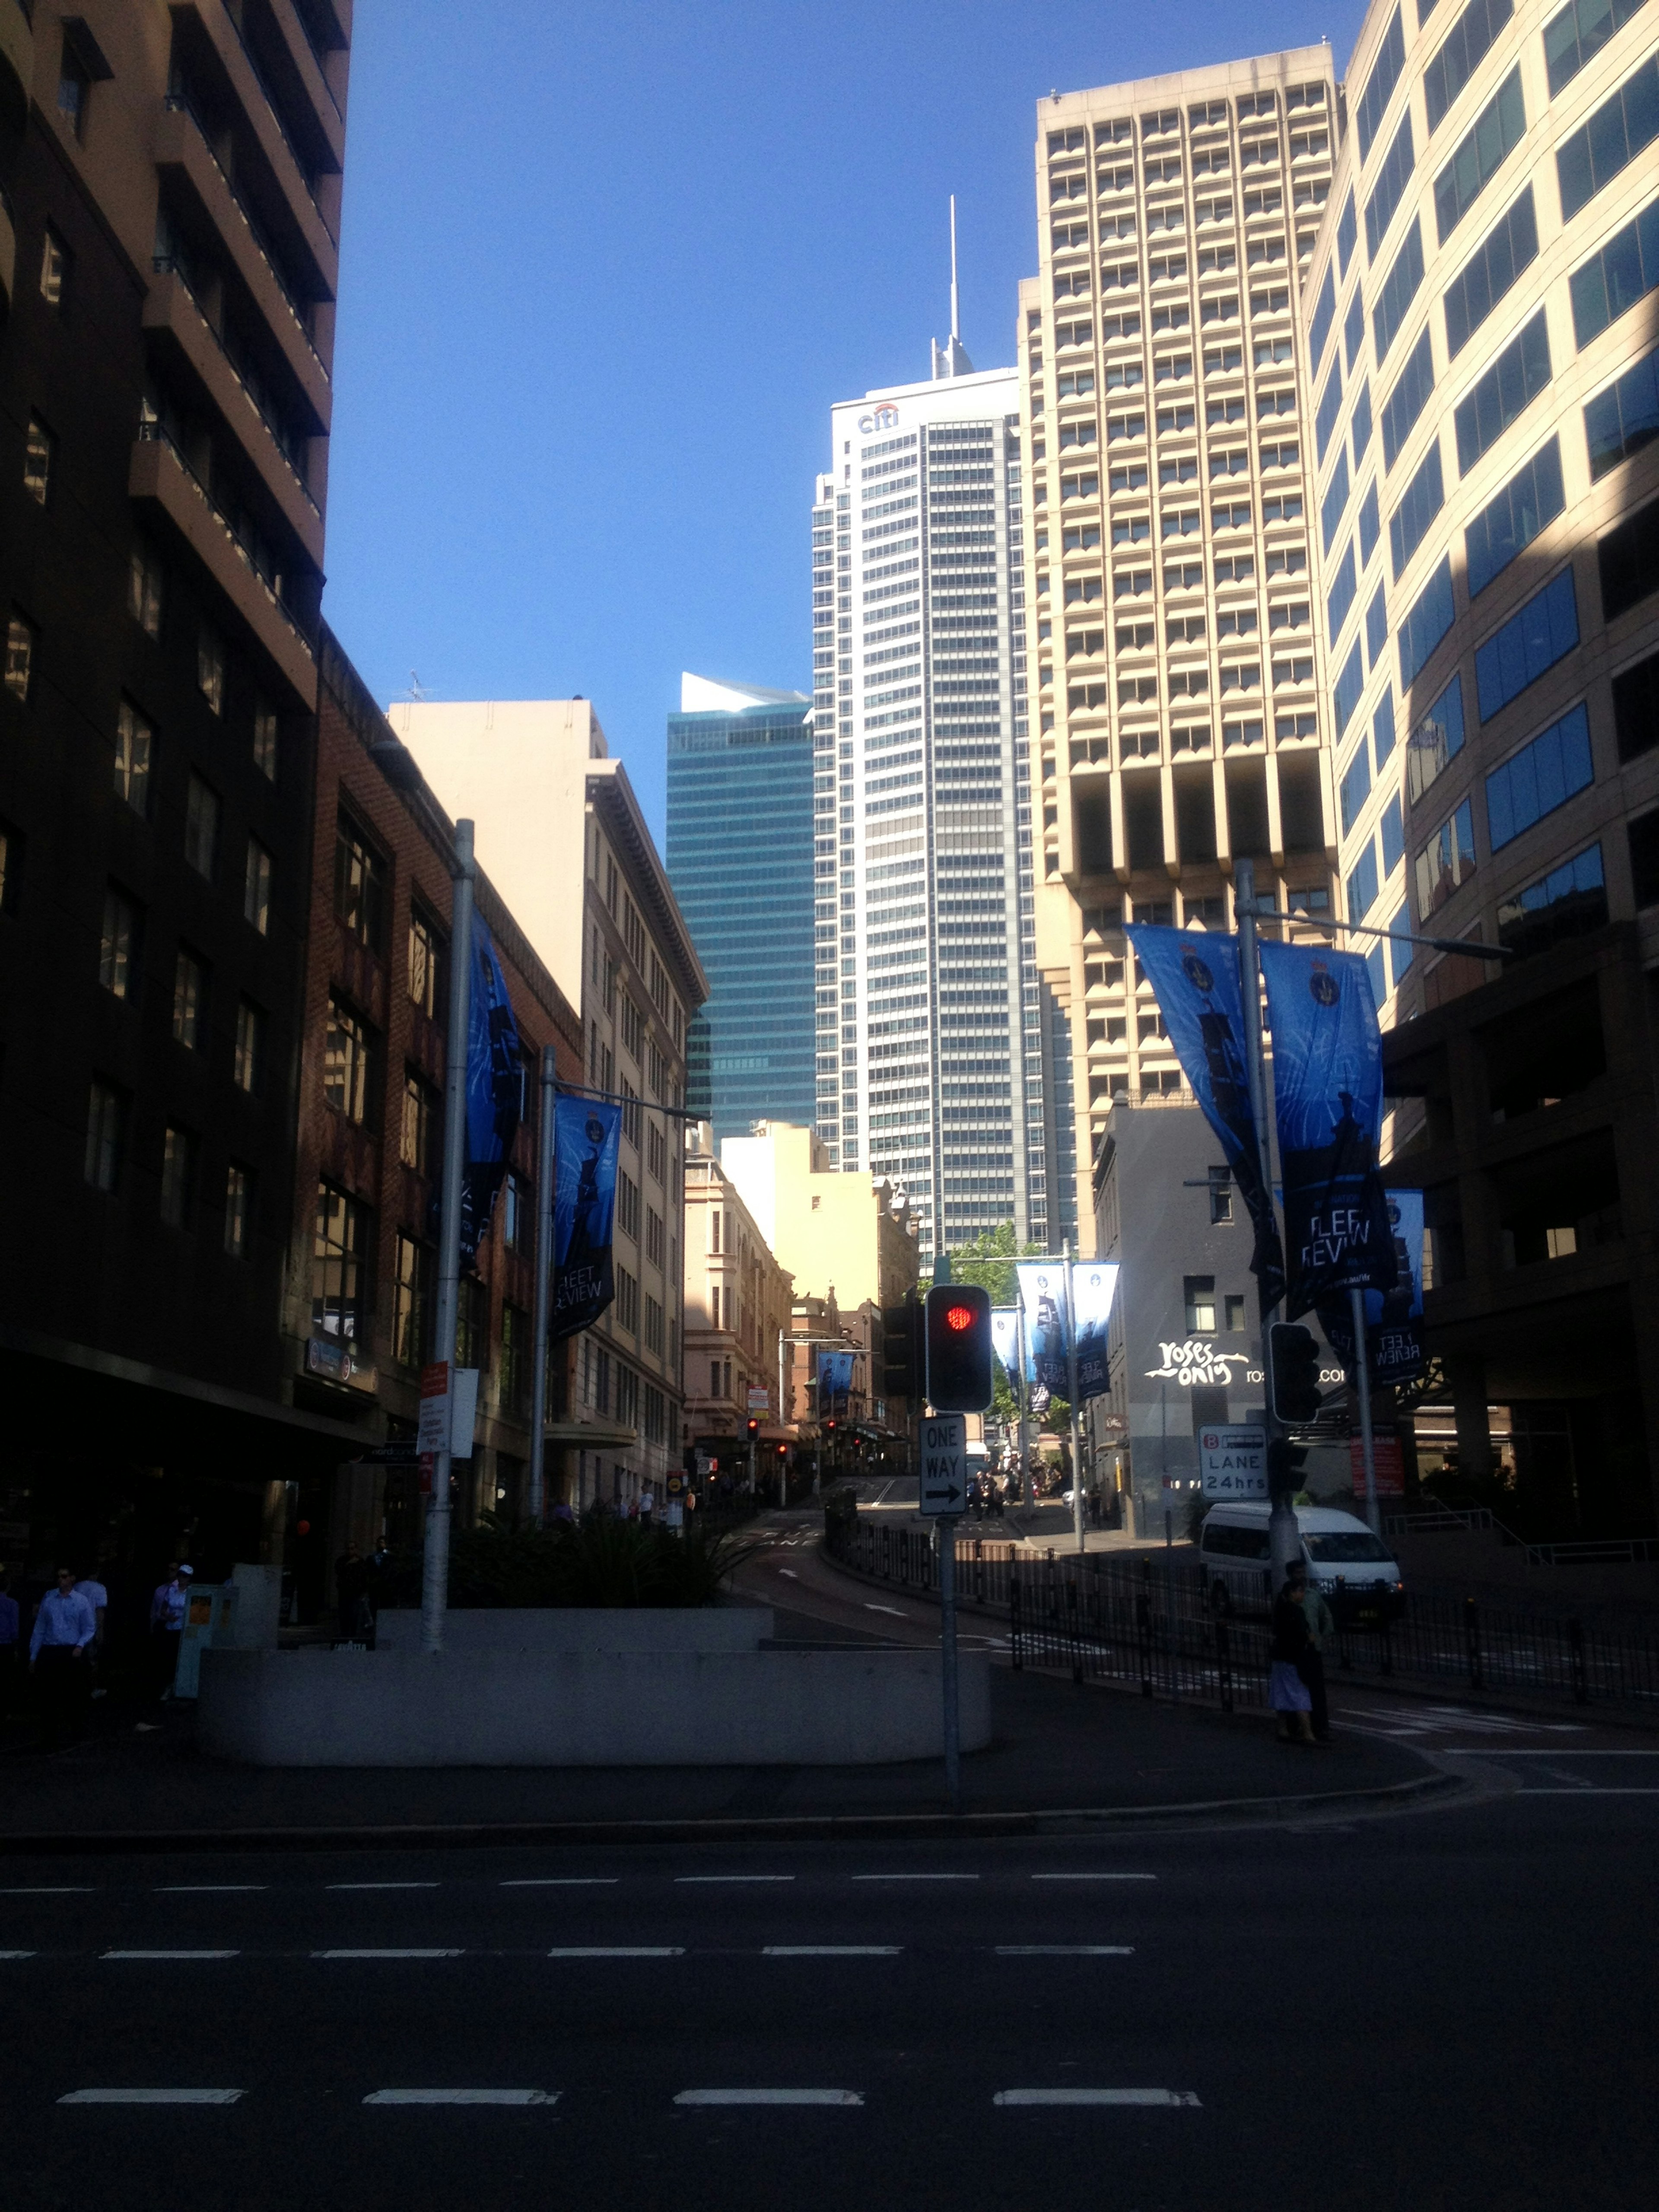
[1184,1275,1217,1333]
[5,612,37,702]
[1208,1168,1233,1224]
[709,1358,721,1397]
[503,1172,533,1255]
[617,1265,639,1335]
[617,1169,640,1241]
[1485,702,1593,852]
[197,625,225,715]
[335,813,386,952]
[224,1164,254,1259]
[455,1275,488,1373]
[159,1125,197,1229]
[234,998,265,1095]
[400,1071,438,1176]
[172,947,206,1049]
[645,1205,664,1267]
[324,998,374,1125]
[99,887,139,998]
[408,906,443,1016]
[393,1233,432,1368]
[313,1182,371,1346]
[1496,842,1607,957]
[39,227,68,308]
[57,41,91,137]
[184,773,220,880]
[244,838,272,935]
[644,1294,664,1355]
[84,1080,125,1193]
[1415,800,1477,919]
[23,416,54,505]
[113,699,153,817]
[499,1303,528,1411]
[129,542,164,637]
[252,695,278,780]
[1225,1294,1248,1331]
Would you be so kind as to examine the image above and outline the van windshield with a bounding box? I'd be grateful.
[1303,1532,1394,1563]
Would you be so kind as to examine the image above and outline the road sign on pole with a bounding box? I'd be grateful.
[918,1414,968,1516]
[1199,1424,1268,1499]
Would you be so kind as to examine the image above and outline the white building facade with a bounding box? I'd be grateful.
[811,352,1071,1264]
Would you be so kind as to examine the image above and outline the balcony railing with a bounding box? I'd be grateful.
[151,255,320,515]
[136,417,314,658]
[219,3,338,242]
[163,92,329,381]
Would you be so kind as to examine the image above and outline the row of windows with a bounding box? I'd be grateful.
[96,881,270,1094]
[81,1077,261,1255]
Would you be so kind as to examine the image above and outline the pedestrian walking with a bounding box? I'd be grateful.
[149,1563,191,1700]
[334,1547,371,1642]
[1296,1564,1335,1744]
[1268,1567,1316,1745]
[0,1574,19,1715]
[29,1567,97,1750]
[639,1487,655,1526]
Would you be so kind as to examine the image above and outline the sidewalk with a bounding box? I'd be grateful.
[0,1660,1445,1853]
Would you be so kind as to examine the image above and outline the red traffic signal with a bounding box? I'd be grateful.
[746,1417,760,1440]
[776,1443,787,1458]
[925,1282,993,1412]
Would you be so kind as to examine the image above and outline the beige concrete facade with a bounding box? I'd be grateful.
[683,1124,795,1445]
[390,698,709,1512]
[1019,49,1341,1249]
[719,1121,920,1314]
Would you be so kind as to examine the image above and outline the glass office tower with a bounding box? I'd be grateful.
[667,674,817,1138]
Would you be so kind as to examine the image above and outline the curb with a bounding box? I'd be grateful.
[0,1770,1462,1856]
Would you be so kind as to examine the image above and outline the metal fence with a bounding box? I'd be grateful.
[824,1517,1659,1716]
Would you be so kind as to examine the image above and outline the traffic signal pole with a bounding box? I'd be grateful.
[1064,1243,1085,1556]
[1350,1287,1381,1535]
[1236,858,1300,1594]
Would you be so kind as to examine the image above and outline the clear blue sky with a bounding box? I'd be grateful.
[323,0,1366,846]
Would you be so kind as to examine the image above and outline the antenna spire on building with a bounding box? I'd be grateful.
[931,194,974,380]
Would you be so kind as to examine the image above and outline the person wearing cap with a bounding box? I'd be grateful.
[1268,1563,1317,1745]
[149,1562,192,1701]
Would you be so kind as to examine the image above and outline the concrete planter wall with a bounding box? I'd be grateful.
[197,1638,989,1768]
[371,1608,775,1654]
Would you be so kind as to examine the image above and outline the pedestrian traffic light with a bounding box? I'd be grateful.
[925,1282,993,1413]
[881,1300,923,1398]
[1266,1322,1323,1425]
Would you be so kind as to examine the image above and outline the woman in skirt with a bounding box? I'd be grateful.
[1269,1565,1316,1744]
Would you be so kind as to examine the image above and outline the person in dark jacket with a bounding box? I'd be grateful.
[1269,1567,1316,1745]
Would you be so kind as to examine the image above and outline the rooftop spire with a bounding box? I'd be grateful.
[931,195,974,380]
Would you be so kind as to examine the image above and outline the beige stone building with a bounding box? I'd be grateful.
[682,1123,794,1448]
[1019,50,1342,1248]
[389,699,708,1511]
[718,1122,920,1313]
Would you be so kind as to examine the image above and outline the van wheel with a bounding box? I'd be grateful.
[1208,1580,1232,1618]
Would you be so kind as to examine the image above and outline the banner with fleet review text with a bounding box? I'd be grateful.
[1318,1188,1425,1391]
[990,1307,1021,1389]
[1016,1262,1070,1413]
[1071,1262,1120,1404]
[1123,927,1286,1309]
[458,917,524,1269]
[550,1095,622,1338]
[817,1350,855,1417]
[1259,941,1397,1320]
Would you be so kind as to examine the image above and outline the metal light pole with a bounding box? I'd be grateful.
[1350,1287,1382,1535]
[422,820,475,1655]
[1016,1297,1033,1509]
[527,1044,557,1527]
[1064,1242,1085,1556]
[1236,856,1298,1592]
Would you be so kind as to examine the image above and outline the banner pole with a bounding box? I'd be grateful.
[1015,1295,1033,1509]
[527,1046,557,1528]
[423,819,475,1656]
[1065,1244,1085,1556]
[1350,1286,1382,1536]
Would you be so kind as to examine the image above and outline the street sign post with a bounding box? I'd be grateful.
[1200,1425,1268,1499]
[918,1414,969,1516]
[918,1411,967,1813]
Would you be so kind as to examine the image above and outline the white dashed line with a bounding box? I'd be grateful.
[994,2088,1199,2107]
[852,1873,979,1882]
[763,1946,902,1957]
[156,1885,268,1894]
[500,1878,618,1888]
[1030,1873,1157,1883]
[864,1605,907,1617]
[101,1950,239,1961]
[547,1946,684,1958]
[674,2088,863,2107]
[314,1948,463,1960]
[60,2089,245,2106]
[675,1875,795,1885]
[995,1945,1135,1956]
[364,2089,558,2106]
[327,1882,440,1891]
[0,1887,95,1895]
[0,1950,37,1960]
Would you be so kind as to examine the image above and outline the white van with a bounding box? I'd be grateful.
[1198,1503,1406,1627]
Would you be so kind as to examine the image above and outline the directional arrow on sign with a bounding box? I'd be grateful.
[919,1414,968,1517]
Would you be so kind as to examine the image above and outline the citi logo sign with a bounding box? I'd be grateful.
[858,404,900,435]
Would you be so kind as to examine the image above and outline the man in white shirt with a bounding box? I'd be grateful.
[149,1564,191,1701]
[29,1568,97,1749]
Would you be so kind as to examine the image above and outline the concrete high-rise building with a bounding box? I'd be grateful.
[1303,0,1659,1532]
[666,673,815,1139]
[813,295,1060,1265]
[1019,50,1341,1249]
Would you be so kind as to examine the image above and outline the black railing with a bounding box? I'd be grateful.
[823,1516,1659,1716]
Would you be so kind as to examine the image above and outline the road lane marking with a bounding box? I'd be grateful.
[501,1878,618,1887]
[852,1873,978,1882]
[327,1882,440,1891]
[995,1945,1135,1956]
[101,1950,239,1961]
[364,2090,558,2106]
[864,1605,907,1617]
[674,2089,862,2107]
[547,1946,684,1957]
[994,2089,1199,2107]
[1516,1788,1659,1795]
[1030,1873,1157,1882]
[156,1885,268,1894]
[0,1950,37,1959]
[0,1887,95,1895]
[763,1946,902,1956]
[675,1875,795,1885]
[1437,1748,1659,1755]
[315,1948,463,1959]
[60,2089,245,2106]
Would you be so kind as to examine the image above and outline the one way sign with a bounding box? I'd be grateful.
[919,1414,969,1516]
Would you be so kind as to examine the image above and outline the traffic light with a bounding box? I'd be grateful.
[746,1417,760,1442]
[881,1300,923,1398]
[1266,1322,1323,1425]
[925,1282,993,1413]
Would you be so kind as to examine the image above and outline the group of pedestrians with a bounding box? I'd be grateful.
[0,1559,198,1750]
[1269,1561,1335,1745]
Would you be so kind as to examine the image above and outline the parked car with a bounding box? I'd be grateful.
[1198,1503,1406,1627]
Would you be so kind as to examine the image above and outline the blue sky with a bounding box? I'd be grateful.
[323,1,1366,845]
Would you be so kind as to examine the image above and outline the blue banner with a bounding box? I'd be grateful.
[816,1350,855,1417]
[1317,1189,1424,1390]
[458,918,523,1268]
[1124,928,1285,1307]
[1072,1262,1119,1404]
[550,1094,622,1339]
[1016,1262,1069,1412]
[1259,942,1398,1319]
[990,1307,1020,1387]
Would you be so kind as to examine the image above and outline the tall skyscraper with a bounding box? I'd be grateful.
[1019,51,1341,1249]
[666,674,816,1138]
[812,289,1061,1266]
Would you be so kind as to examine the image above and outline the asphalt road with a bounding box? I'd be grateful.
[3,1769,1657,2212]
